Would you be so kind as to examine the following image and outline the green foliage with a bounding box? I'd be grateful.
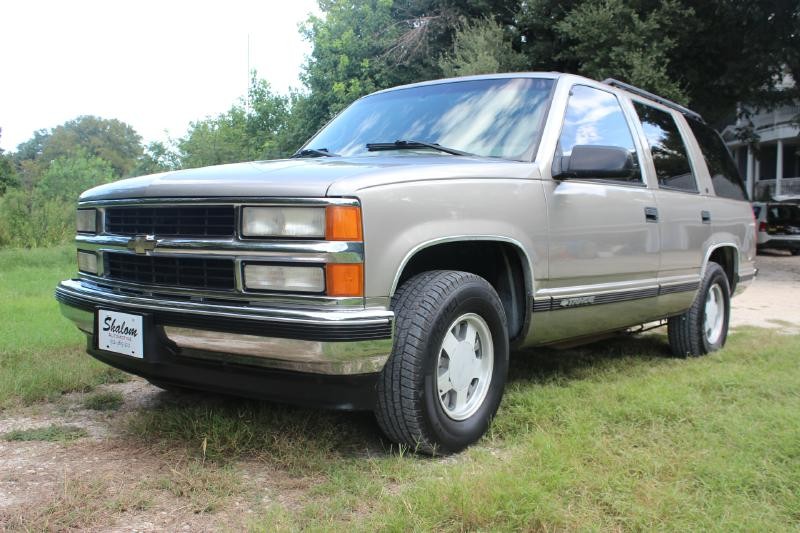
[13,129,50,163]
[41,115,143,177]
[82,390,125,411]
[178,76,291,168]
[439,18,527,78]
[36,149,115,200]
[0,151,114,247]
[132,140,180,176]
[3,424,88,442]
[514,0,799,124]
[0,189,74,247]
[550,0,692,104]
[298,0,519,140]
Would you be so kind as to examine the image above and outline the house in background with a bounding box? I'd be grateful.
[722,74,800,201]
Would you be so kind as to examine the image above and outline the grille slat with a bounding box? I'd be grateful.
[106,253,235,291]
[105,206,235,237]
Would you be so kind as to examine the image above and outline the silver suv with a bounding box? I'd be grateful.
[57,73,757,453]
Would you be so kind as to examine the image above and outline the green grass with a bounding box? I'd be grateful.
[124,328,800,531]
[0,246,125,408]
[82,390,125,411]
[2,244,798,530]
[3,424,88,442]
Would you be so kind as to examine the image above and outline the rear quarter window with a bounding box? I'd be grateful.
[687,118,748,201]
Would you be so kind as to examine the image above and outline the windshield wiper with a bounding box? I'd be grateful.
[291,148,339,158]
[366,139,475,157]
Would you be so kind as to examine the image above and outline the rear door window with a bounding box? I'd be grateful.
[633,102,698,193]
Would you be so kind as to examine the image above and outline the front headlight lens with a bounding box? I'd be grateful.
[76,209,97,233]
[242,207,325,238]
[77,251,98,274]
[243,264,325,292]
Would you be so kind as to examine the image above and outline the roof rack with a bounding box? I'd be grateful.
[602,78,704,122]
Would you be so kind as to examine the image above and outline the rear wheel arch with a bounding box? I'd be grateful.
[703,244,739,292]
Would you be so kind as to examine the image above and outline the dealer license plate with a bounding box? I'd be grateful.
[97,309,144,358]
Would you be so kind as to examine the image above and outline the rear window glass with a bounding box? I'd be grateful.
[767,204,800,224]
[633,102,698,193]
[687,119,748,201]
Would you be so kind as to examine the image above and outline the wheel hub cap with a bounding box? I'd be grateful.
[436,313,494,421]
[704,283,725,345]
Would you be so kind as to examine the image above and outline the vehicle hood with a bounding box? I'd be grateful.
[79,155,538,202]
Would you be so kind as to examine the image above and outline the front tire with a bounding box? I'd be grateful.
[668,262,731,357]
[376,271,509,454]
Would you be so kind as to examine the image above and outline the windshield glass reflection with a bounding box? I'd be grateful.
[306,78,554,161]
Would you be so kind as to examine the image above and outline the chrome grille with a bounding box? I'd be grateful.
[106,253,235,290]
[105,206,235,237]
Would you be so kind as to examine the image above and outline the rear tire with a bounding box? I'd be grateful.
[791,250,799,256]
[376,271,509,455]
[668,262,731,357]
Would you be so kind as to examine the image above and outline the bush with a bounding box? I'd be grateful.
[0,151,115,248]
[0,190,74,247]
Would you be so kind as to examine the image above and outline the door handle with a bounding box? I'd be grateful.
[701,210,711,224]
[644,206,659,223]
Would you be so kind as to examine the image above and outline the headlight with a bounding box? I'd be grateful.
[243,264,325,293]
[76,209,97,233]
[77,251,98,274]
[241,207,325,238]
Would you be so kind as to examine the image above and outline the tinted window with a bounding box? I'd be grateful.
[634,102,697,192]
[767,204,800,224]
[306,78,554,160]
[687,118,748,200]
[557,85,641,183]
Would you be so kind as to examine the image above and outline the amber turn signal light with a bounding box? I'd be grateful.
[326,263,364,297]
[326,206,363,241]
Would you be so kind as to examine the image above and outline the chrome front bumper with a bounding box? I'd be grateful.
[56,279,394,375]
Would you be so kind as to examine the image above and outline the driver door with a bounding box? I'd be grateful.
[532,84,661,344]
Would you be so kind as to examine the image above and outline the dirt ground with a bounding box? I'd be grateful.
[1,252,798,530]
[730,250,800,333]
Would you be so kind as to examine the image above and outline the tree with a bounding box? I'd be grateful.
[41,116,143,177]
[301,0,798,131]
[177,76,291,168]
[13,129,50,163]
[35,149,116,201]
[513,0,800,125]
[0,128,18,195]
[439,18,526,78]
[133,140,180,176]
[297,0,520,141]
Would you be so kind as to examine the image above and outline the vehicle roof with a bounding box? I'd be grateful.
[366,71,704,122]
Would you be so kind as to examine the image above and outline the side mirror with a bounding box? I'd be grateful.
[554,145,636,180]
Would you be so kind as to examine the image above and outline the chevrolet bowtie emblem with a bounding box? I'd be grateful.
[127,234,158,255]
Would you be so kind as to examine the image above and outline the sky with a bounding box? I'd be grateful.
[0,0,320,152]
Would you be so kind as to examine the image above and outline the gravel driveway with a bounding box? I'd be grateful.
[731,250,800,333]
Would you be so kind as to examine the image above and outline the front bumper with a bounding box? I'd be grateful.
[56,278,394,388]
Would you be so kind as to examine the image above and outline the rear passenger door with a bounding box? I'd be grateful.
[630,100,710,312]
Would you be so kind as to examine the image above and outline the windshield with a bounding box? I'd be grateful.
[305,77,554,161]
